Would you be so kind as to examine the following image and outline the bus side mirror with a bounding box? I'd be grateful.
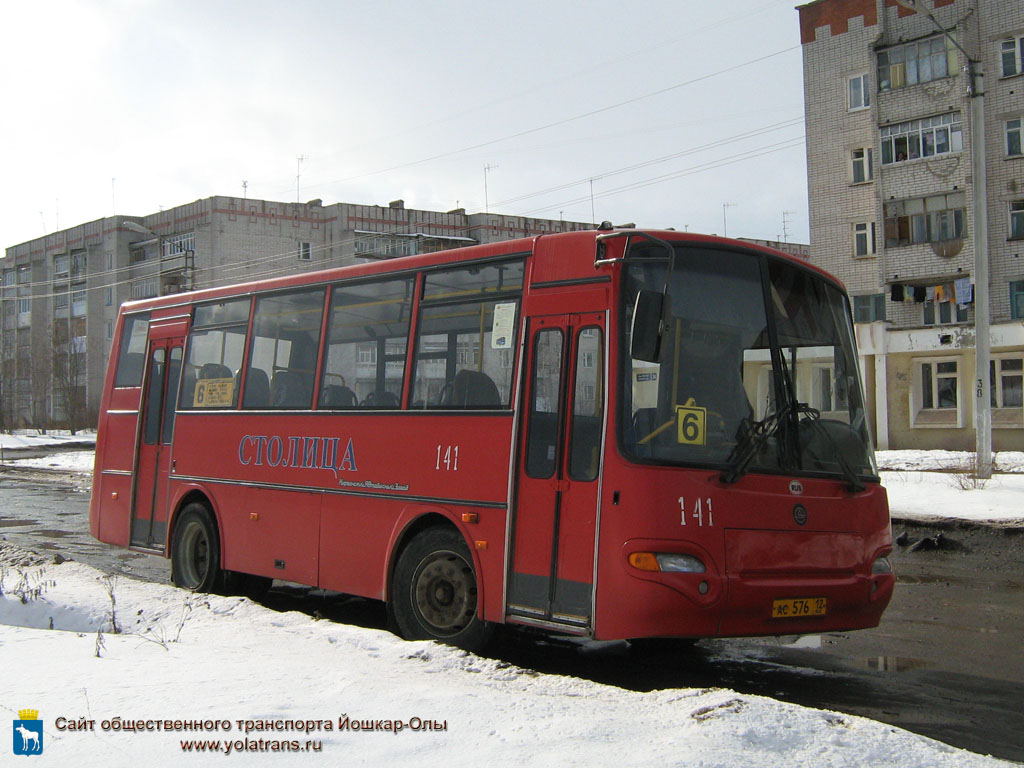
[630,290,664,362]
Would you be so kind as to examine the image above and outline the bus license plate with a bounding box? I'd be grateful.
[772,597,827,619]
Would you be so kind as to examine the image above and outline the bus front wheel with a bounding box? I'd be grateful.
[171,503,223,593]
[391,528,492,652]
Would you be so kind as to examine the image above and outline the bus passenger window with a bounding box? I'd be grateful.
[411,260,523,410]
[245,288,325,410]
[319,277,413,410]
[182,297,251,410]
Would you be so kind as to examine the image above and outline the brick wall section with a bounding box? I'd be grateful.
[799,0,877,44]
[799,0,956,44]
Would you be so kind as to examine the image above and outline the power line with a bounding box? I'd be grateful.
[297,45,800,194]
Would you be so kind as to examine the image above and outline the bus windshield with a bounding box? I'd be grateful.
[621,244,877,483]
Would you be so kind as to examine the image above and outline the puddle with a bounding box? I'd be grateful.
[0,518,38,528]
[33,529,74,539]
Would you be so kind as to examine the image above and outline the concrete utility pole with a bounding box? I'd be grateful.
[894,0,991,478]
[483,164,499,213]
[722,202,736,238]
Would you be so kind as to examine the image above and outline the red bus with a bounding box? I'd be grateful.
[90,228,893,650]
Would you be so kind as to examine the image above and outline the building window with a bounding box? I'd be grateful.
[130,278,159,300]
[1001,36,1024,77]
[357,344,376,364]
[853,222,876,257]
[2,269,13,287]
[880,113,962,165]
[17,265,30,284]
[53,254,69,279]
[991,358,1023,409]
[851,148,873,183]
[1007,118,1023,157]
[848,73,870,110]
[920,360,958,409]
[71,284,87,317]
[163,232,195,258]
[878,36,953,91]
[810,364,848,413]
[297,241,311,261]
[853,293,885,323]
[1011,201,1024,241]
[884,193,966,247]
[923,300,968,326]
[18,298,30,314]
[70,251,86,277]
[1010,280,1024,319]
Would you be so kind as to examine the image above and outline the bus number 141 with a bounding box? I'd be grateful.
[678,496,713,527]
[435,444,460,471]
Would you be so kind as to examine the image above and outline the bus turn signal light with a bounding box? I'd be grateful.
[629,552,660,571]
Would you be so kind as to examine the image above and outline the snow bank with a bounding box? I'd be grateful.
[0,430,96,451]
[0,543,1011,767]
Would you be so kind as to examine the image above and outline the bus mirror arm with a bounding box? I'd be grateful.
[594,230,674,269]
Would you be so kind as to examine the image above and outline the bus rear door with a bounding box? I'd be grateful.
[130,317,187,551]
[508,312,606,630]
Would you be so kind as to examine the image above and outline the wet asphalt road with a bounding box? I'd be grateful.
[1,465,1022,763]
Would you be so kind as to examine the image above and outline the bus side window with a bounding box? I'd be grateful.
[245,288,325,410]
[319,277,413,410]
[411,260,523,410]
[182,298,251,409]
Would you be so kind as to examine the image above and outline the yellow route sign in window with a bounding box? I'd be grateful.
[194,378,235,408]
[676,403,707,445]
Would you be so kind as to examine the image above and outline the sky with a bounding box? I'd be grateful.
[0,0,809,253]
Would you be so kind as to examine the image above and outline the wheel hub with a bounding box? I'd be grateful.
[413,552,476,636]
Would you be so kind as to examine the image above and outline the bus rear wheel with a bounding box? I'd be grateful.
[171,503,223,593]
[391,528,492,652]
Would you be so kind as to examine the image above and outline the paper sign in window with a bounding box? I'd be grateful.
[491,302,516,349]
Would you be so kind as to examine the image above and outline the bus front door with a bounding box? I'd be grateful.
[131,324,186,551]
[508,313,606,630]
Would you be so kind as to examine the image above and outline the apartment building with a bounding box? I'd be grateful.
[799,0,1024,450]
[0,197,591,428]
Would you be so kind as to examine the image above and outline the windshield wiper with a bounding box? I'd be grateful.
[720,401,795,484]
[721,403,866,493]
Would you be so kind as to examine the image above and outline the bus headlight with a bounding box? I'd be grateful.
[629,552,706,573]
[871,556,893,575]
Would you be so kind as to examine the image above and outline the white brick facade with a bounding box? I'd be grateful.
[800,0,1024,450]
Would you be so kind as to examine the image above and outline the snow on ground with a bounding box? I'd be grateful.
[881,470,1024,524]
[0,429,95,452]
[5,450,95,473]
[0,542,1012,768]
[877,450,1024,525]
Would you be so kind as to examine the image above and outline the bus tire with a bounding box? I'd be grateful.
[170,503,223,593]
[391,528,492,652]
